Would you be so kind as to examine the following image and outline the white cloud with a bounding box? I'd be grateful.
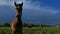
[0,0,58,14]
[0,0,7,5]
[0,0,12,5]
[23,0,58,14]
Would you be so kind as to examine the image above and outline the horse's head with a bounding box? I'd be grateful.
[14,2,23,10]
[14,2,23,16]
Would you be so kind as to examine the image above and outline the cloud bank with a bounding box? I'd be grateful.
[0,0,60,26]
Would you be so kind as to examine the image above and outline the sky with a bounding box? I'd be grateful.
[0,0,60,26]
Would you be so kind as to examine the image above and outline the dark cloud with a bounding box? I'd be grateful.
[22,8,60,26]
[0,0,60,26]
[0,5,15,24]
[0,5,60,26]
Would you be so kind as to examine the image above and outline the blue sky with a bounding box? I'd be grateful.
[0,0,60,26]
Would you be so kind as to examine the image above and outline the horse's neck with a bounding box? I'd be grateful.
[15,9,19,16]
[16,15,21,23]
[16,9,22,20]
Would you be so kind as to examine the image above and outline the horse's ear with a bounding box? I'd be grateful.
[21,2,23,6]
[14,2,17,6]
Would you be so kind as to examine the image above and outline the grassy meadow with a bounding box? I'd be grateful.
[0,27,60,34]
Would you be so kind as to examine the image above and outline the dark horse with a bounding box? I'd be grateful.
[11,2,23,34]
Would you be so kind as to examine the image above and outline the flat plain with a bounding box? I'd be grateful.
[0,27,60,34]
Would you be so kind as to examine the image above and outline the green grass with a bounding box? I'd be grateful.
[0,27,60,34]
[0,27,12,34]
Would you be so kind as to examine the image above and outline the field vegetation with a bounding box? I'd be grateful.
[0,27,60,34]
[0,23,60,34]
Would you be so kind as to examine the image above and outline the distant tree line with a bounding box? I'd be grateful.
[0,22,51,27]
[23,23,51,27]
[0,22,10,27]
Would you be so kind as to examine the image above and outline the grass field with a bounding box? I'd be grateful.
[0,27,60,34]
